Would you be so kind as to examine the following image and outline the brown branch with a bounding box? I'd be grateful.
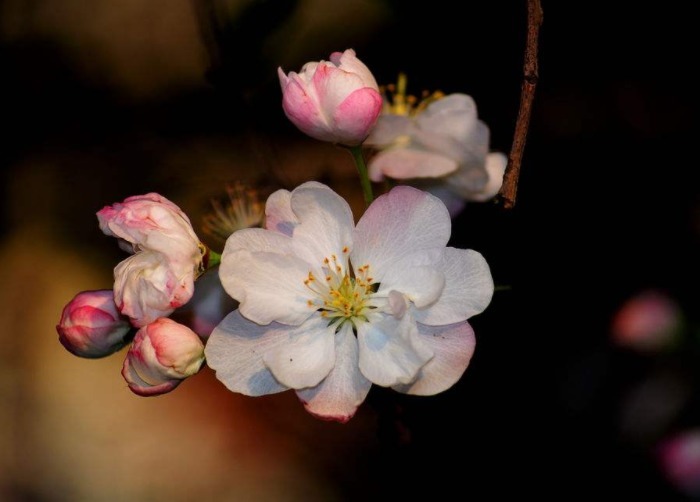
[498,0,543,209]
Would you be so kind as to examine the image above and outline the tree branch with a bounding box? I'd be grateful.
[498,0,543,209]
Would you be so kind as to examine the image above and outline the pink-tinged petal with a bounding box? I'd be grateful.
[263,316,336,389]
[312,63,366,114]
[352,186,450,284]
[367,148,458,182]
[205,310,291,396]
[331,48,379,89]
[121,318,204,397]
[414,248,494,325]
[122,356,181,396]
[393,321,475,396]
[332,87,382,145]
[264,188,297,236]
[280,70,335,143]
[296,325,372,423]
[113,251,195,327]
[289,182,355,269]
[357,314,433,387]
[220,248,313,326]
[57,289,132,358]
[97,192,201,263]
[378,264,445,309]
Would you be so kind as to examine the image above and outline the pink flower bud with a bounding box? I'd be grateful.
[97,193,205,327]
[657,429,700,496]
[122,317,205,397]
[278,49,382,146]
[611,290,681,352]
[114,251,196,327]
[57,290,132,358]
[97,192,201,265]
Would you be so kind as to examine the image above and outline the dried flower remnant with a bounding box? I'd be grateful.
[202,182,265,244]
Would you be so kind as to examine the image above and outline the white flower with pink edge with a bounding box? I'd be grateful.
[206,182,493,422]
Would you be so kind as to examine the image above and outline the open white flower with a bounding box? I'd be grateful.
[366,75,506,215]
[205,182,493,422]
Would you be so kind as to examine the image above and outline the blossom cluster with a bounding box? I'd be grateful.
[57,49,497,421]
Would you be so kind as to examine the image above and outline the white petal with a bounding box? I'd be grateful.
[365,114,413,146]
[265,188,297,236]
[379,264,445,309]
[204,310,289,396]
[417,93,479,142]
[289,182,354,269]
[296,324,372,423]
[393,321,475,396]
[367,148,458,182]
[220,227,314,325]
[219,248,314,326]
[357,314,433,387]
[414,248,494,325]
[263,316,336,389]
[462,152,507,202]
[352,186,450,284]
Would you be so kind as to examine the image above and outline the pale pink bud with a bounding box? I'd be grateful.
[278,49,382,146]
[113,251,196,328]
[57,289,132,358]
[122,317,205,396]
[657,429,700,496]
[97,192,202,265]
[611,290,681,352]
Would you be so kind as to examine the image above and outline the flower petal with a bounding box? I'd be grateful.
[393,321,475,396]
[365,114,413,146]
[296,324,372,423]
[379,265,445,309]
[205,310,289,396]
[219,228,314,326]
[367,148,458,182]
[357,313,433,387]
[264,189,297,236]
[416,93,479,142]
[331,48,379,89]
[352,186,450,284]
[333,87,382,145]
[280,69,334,142]
[414,248,494,325]
[460,152,507,202]
[262,316,336,389]
[289,182,354,269]
[220,249,314,326]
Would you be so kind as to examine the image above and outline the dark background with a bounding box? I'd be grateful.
[1,0,698,499]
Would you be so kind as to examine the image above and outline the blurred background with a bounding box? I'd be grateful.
[1,0,699,499]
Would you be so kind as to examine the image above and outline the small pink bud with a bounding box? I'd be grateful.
[57,290,132,358]
[658,429,700,496]
[122,317,205,396]
[278,49,382,146]
[611,290,681,352]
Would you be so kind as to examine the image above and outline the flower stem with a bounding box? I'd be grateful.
[347,145,374,207]
[206,249,221,269]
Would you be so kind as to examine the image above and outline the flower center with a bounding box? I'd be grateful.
[304,249,379,331]
[381,73,445,117]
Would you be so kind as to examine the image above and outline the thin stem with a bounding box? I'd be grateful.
[498,0,543,209]
[347,145,374,207]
